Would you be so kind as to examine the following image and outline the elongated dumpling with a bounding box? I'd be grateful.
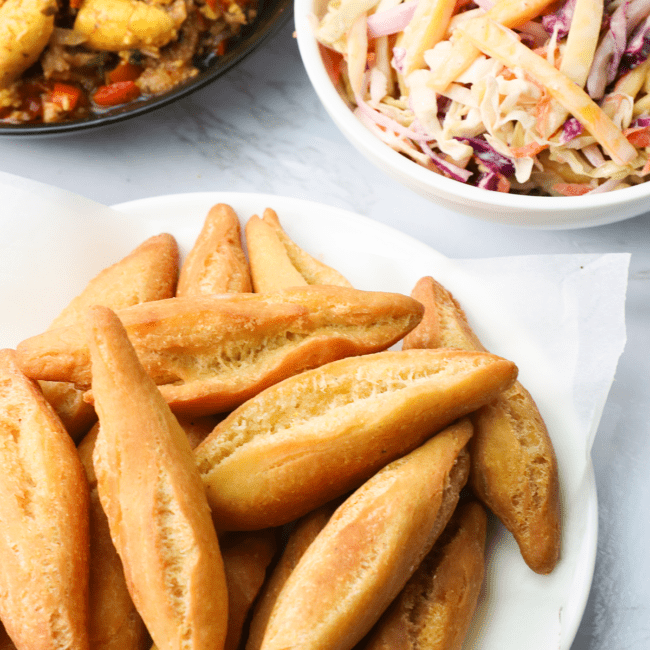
[86,306,228,650]
[258,419,473,650]
[195,348,517,530]
[0,349,90,650]
[18,286,424,416]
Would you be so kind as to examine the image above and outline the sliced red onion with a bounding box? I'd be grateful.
[367,0,418,37]
[559,117,584,144]
[581,143,607,167]
[587,28,621,96]
[355,103,473,182]
[355,93,425,140]
[456,137,516,176]
[624,0,650,30]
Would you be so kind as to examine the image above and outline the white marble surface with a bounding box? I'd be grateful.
[1,17,649,650]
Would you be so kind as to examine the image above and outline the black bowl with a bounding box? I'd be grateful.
[0,0,292,137]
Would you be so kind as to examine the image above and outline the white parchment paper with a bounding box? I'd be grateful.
[0,171,630,650]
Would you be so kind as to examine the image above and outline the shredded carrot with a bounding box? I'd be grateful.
[510,140,548,158]
[533,92,554,136]
[553,183,593,196]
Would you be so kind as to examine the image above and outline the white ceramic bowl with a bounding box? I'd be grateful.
[294,0,650,229]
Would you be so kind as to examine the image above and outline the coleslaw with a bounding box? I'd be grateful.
[314,0,650,195]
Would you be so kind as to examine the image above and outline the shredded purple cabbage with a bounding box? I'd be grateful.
[408,118,473,183]
[457,137,516,176]
[428,154,472,182]
[559,117,584,144]
[420,142,473,183]
[542,0,577,39]
[621,15,650,70]
[436,96,452,121]
[593,0,650,95]
[477,171,500,191]
[631,114,650,127]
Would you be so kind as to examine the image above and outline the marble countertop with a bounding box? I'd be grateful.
[1,18,649,650]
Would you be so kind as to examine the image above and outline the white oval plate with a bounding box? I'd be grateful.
[112,192,597,650]
[0,191,596,650]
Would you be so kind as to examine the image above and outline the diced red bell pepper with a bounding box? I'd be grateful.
[625,127,650,148]
[49,83,82,112]
[93,81,141,107]
[107,61,143,84]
